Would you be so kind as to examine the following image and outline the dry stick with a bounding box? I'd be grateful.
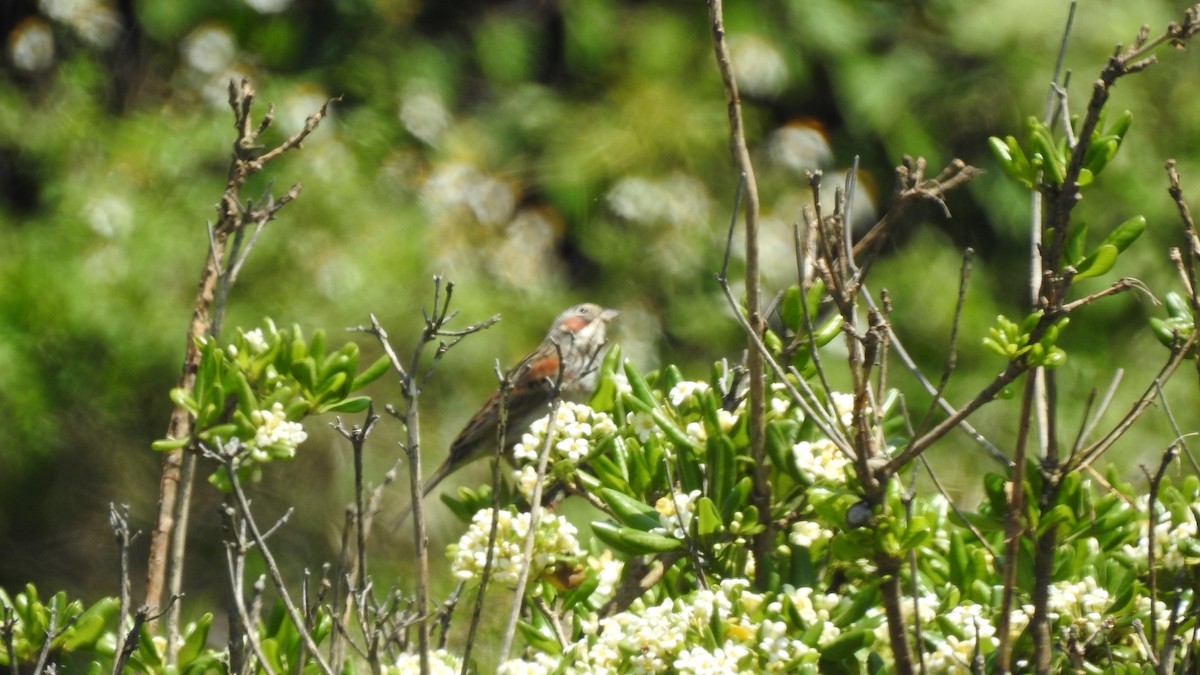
[108,504,135,642]
[145,79,333,651]
[1031,369,1062,673]
[374,311,433,675]
[222,450,334,675]
[1073,336,1194,471]
[708,0,770,590]
[499,398,564,663]
[221,506,277,675]
[996,374,1037,674]
[461,367,512,674]
[1143,443,1180,657]
[330,408,381,671]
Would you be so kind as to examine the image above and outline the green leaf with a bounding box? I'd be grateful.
[1073,244,1119,280]
[598,488,660,531]
[60,598,118,651]
[696,497,722,536]
[591,521,683,555]
[622,359,657,409]
[151,437,189,452]
[1065,220,1094,263]
[1099,215,1146,253]
[1038,503,1077,536]
[177,613,213,666]
[350,354,392,391]
[290,356,319,392]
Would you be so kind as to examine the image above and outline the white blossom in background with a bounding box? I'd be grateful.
[490,208,563,287]
[830,392,859,428]
[242,0,292,13]
[8,18,55,72]
[769,122,833,174]
[83,192,133,239]
[728,34,788,98]
[421,163,516,227]
[1047,577,1111,639]
[448,508,581,588]
[400,86,451,146]
[606,173,711,228]
[769,383,793,417]
[674,644,754,674]
[494,578,847,672]
[249,402,307,460]
[39,0,121,48]
[496,652,560,675]
[182,23,236,74]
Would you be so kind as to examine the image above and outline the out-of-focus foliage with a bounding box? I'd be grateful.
[2,0,1199,602]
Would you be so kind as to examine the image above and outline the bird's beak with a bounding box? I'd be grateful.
[599,308,619,322]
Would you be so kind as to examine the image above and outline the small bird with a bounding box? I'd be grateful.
[397,303,619,524]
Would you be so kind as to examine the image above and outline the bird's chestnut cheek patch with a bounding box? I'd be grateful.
[560,316,590,333]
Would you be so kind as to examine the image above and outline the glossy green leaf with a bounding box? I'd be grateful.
[591,521,682,555]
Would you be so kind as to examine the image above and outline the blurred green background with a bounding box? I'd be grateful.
[2,0,1199,618]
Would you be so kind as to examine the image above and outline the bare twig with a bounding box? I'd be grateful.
[708,0,770,589]
[499,395,565,663]
[1143,443,1180,652]
[213,438,334,675]
[146,79,336,654]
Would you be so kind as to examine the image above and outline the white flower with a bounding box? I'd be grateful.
[788,520,833,548]
[388,649,462,675]
[242,328,269,355]
[792,438,850,485]
[626,411,660,442]
[249,402,306,459]
[830,392,858,428]
[510,402,616,469]
[669,381,710,407]
[448,509,582,588]
[652,490,703,539]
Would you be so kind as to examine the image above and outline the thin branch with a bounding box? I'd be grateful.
[708,0,770,590]
[217,439,335,675]
[499,397,564,662]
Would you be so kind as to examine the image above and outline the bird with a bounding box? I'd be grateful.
[396,303,619,524]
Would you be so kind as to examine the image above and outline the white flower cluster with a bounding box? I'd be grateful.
[447,508,582,588]
[669,380,710,407]
[651,489,703,539]
[498,579,842,673]
[868,595,1030,674]
[1121,496,1199,571]
[787,519,834,549]
[511,402,617,464]
[1046,576,1112,639]
[924,603,1029,673]
[248,402,307,461]
[387,648,462,674]
[241,327,269,355]
[508,402,616,500]
[791,438,850,485]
